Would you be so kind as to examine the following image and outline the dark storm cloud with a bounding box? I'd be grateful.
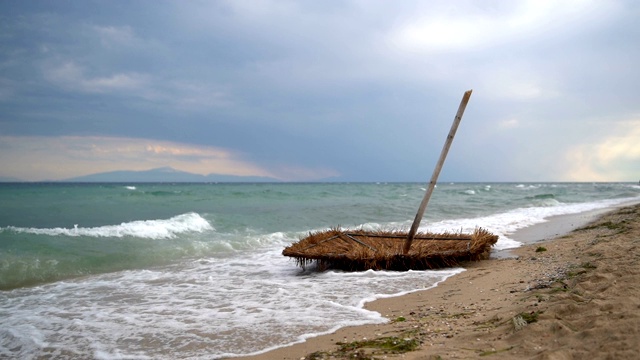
[1,1,639,181]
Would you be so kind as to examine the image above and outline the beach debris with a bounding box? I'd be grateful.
[512,314,528,331]
[535,246,547,252]
[283,227,498,271]
[335,335,420,357]
[512,311,541,331]
[283,90,499,271]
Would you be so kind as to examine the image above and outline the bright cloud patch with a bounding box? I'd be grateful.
[390,0,616,53]
[562,120,640,181]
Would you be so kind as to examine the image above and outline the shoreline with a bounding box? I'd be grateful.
[235,202,640,359]
[491,205,620,259]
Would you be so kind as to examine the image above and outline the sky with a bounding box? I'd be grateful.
[1,0,639,182]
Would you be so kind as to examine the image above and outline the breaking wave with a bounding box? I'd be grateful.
[4,213,213,240]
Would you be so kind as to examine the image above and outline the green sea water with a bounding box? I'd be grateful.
[1,182,639,358]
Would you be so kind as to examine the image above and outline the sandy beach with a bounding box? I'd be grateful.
[237,202,640,359]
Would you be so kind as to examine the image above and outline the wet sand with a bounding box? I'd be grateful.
[236,202,640,359]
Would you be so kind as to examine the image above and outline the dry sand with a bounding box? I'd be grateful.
[237,203,640,360]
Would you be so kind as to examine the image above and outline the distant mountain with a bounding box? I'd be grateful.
[64,167,280,183]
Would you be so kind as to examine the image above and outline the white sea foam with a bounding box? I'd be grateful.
[418,196,638,250]
[125,186,137,190]
[5,213,213,239]
[516,184,540,189]
[352,196,639,251]
[0,246,463,359]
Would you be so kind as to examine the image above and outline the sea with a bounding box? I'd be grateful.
[1,182,639,359]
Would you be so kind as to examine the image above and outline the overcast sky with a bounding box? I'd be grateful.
[1,0,638,182]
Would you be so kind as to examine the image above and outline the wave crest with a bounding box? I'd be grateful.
[4,213,213,240]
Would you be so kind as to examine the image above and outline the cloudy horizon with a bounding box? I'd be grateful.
[1,1,638,182]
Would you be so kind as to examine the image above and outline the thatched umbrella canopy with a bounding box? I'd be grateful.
[282,90,498,272]
[282,228,498,271]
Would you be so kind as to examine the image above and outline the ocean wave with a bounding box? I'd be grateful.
[516,184,541,189]
[535,198,562,207]
[532,193,555,199]
[4,213,213,240]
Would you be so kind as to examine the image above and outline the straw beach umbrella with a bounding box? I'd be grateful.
[283,90,499,271]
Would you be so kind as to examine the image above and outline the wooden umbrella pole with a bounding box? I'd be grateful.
[403,89,473,254]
